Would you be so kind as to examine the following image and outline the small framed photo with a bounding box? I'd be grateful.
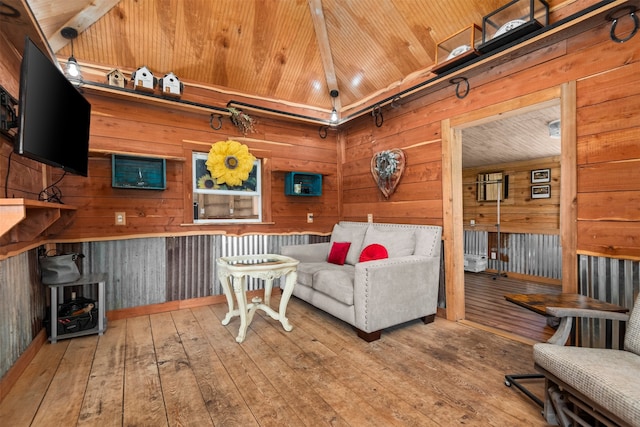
[531,185,551,199]
[531,168,550,183]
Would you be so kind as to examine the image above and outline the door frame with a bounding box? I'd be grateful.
[441,83,577,321]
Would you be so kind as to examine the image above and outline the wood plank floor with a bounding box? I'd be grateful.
[464,272,562,343]
[0,295,550,426]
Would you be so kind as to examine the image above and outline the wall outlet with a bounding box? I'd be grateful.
[490,251,497,260]
[367,213,373,223]
[470,219,475,226]
[115,212,126,225]
[307,212,313,223]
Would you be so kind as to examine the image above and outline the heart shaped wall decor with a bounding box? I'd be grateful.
[370,149,405,199]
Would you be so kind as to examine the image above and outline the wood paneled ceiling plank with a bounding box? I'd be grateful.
[47,0,121,52]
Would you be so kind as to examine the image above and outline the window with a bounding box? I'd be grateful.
[192,152,262,223]
[477,171,507,202]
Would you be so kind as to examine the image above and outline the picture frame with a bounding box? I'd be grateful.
[531,184,551,199]
[531,168,550,183]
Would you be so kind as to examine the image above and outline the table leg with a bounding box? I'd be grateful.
[220,274,235,326]
[278,271,297,332]
[264,278,273,306]
[233,276,249,343]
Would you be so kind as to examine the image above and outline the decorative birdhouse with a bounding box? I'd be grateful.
[159,72,183,98]
[106,68,127,88]
[131,66,157,92]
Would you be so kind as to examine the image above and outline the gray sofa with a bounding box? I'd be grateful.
[280,221,442,341]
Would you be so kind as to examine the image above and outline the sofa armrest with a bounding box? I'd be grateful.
[353,255,440,333]
[280,242,330,263]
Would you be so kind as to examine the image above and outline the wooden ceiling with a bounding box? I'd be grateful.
[25,0,527,112]
[9,0,567,166]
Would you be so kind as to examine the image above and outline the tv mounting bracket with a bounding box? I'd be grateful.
[0,85,18,138]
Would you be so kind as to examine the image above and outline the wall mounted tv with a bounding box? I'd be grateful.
[15,37,91,177]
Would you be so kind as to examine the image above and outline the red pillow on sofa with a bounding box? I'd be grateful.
[359,244,388,262]
[328,242,351,265]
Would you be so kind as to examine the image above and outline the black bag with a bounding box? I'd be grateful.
[39,251,84,284]
[54,297,98,335]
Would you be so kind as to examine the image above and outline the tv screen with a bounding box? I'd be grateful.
[15,37,91,177]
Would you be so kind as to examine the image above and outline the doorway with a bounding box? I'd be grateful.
[441,84,578,323]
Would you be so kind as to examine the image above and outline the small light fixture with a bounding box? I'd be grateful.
[548,119,561,139]
[61,27,81,80]
[329,89,339,124]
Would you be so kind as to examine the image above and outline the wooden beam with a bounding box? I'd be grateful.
[307,0,340,111]
[560,81,577,293]
[47,0,121,52]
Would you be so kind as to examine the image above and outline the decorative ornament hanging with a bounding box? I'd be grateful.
[206,140,256,186]
[227,107,256,135]
[370,149,405,199]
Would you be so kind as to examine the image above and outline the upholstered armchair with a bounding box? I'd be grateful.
[533,294,640,426]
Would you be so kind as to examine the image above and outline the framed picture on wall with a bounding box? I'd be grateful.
[531,168,550,183]
[531,184,551,199]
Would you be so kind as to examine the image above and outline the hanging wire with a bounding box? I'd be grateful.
[607,6,639,43]
[39,172,67,203]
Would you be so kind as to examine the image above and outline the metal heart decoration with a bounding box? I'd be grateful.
[370,149,405,199]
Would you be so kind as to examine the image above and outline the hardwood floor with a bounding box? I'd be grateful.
[0,295,549,426]
[464,272,562,343]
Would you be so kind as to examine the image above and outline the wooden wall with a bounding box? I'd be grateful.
[462,157,561,234]
[43,91,340,241]
[341,14,640,262]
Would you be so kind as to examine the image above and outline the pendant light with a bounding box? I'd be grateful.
[61,27,81,79]
[329,89,339,124]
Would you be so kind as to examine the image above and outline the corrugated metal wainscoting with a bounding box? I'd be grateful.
[464,230,562,280]
[578,255,640,349]
[81,234,313,311]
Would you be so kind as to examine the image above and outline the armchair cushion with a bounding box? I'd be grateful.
[534,344,640,426]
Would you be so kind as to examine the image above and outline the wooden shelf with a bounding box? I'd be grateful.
[0,199,76,243]
[80,81,230,116]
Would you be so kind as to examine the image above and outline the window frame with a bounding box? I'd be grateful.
[192,151,262,224]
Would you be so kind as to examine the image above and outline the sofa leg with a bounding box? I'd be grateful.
[422,314,436,324]
[355,328,381,342]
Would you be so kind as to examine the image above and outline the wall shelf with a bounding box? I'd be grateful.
[285,172,322,196]
[0,199,76,243]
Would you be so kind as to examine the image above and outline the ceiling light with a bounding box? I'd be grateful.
[329,89,339,124]
[61,27,81,80]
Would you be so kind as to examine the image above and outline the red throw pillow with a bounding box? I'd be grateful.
[359,244,388,263]
[328,242,351,265]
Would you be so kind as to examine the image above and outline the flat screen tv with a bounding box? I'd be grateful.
[15,37,91,177]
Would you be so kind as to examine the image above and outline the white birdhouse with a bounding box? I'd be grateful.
[160,72,183,98]
[131,66,156,92]
[106,69,127,88]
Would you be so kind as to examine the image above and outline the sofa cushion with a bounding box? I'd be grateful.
[328,242,351,265]
[362,227,415,257]
[330,224,367,265]
[534,343,640,426]
[359,244,388,262]
[313,269,354,306]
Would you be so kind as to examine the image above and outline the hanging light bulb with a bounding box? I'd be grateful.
[61,27,82,80]
[329,89,339,124]
[330,107,338,123]
[66,56,80,78]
